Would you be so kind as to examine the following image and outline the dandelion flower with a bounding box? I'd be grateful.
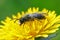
[0,7,60,40]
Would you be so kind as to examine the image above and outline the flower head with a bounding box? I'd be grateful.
[0,7,60,40]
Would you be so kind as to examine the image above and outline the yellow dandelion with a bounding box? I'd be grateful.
[0,7,60,40]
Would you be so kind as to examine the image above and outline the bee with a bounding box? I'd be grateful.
[15,12,47,25]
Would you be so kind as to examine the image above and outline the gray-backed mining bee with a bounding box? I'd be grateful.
[15,12,47,25]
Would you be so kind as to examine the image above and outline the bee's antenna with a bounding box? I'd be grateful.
[14,19,19,23]
[12,18,19,23]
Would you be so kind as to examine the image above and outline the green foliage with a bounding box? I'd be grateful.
[0,0,60,40]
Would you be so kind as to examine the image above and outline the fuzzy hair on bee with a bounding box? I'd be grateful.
[15,12,47,25]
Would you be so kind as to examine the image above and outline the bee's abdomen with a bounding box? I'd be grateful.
[29,13,46,19]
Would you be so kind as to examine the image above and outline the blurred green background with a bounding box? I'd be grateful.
[0,0,60,40]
